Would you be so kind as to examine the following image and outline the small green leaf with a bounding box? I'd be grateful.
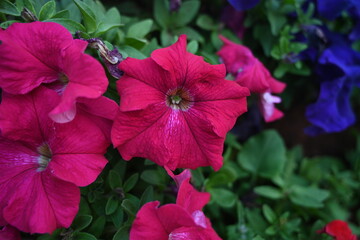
[154,0,170,28]
[209,188,236,208]
[289,185,330,208]
[0,0,20,16]
[123,173,139,192]
[109,170,122,190]
[140,186,154,206]
[254,186,284,199]
[38,0,56,20]
[238,130,287,179]
[72,232,97,240]
[51,9,70,19]
[0,20,19,29]
[72,215,93,232]
[187,40,198,54]
[73,0,97,33]
[112,225,130,240]
[106,195,120,215]
[127,19,153,39]
[172,0,200,27]
[111,207,124,228]
[262,205,277,223]
[96,7,122,37]
[196,14,215,30]
[121,199,138,217]
[88,216,106,237]
[44,18,86,34]
[173,26,204,43]
[141,169,164,186]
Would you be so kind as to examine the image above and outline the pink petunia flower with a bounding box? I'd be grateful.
[0,225,21,240]
[130,178,221,240]
[0,21,109,123]
[111,35,249,171]
[317,220,357,240]
[217,35,286,122]
[0,86,110,234]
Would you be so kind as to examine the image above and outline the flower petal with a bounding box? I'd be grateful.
[0,225,21,240]
[176,179,210,214]
[0,22,73,94]
[49,40,109,123]
[2,169,80,234]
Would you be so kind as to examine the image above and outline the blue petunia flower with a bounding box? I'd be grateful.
[227,0,260,11]
[305,31,360,135]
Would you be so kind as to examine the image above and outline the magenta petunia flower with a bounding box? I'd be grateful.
[0,87,110,234]
[130,178,221,240]
[111,35,249,171]
[217,35,286,122]
[317,220,358,240]
[0,22,109,123]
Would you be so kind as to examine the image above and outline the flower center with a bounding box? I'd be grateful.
[58,73,69,84]
[37,143,52,172]
[166,88,193,111]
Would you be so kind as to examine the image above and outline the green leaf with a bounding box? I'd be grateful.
[140,169,165,186]
[73,0,97,33]
[140,186,154,206]
[171,0,200,27]
[262,205,277,223]
[289,185,330,208]
[254,186,284,199]
[187,40,198,54]
[121,199,138,217]
[72,215,93,232]
[44,18,86,34]
[22,0,36,17]
[88,216,106,238]
[238,130,287,179]
[209,188,236,208]
[154,0,170,28]
[0,20,19,29]
[106,195,120,215]
[0,0,20,16]
[111,206,124,228]
[127,19,153,39]
[246,208,267,235]
[72,232,97,240]
[120,45,147,59]
[173,26,204,43]
[123,173,139,192]
[96,7,122,37]
[38,0,56,20]
[113,225,130,240]
[196,14,215,30]
[51,9,70,19]
[109,170,122,190]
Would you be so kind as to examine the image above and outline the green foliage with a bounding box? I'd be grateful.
[3,0,359,239]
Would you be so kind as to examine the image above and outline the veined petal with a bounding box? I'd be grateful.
[130,201,194,240]
[49,41,108,123]
[119,57,176,94]
[3,170,80,234]
[50,154,107,187]
[176,179,210,214]
[0,22,73,94]
[117,76,165,111]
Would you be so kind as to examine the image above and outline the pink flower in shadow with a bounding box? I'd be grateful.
[0,22,109,123]
[130,178,221,240]
[217,35,286,122]
[0,87,110,234]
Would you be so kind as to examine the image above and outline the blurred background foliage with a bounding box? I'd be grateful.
[1,0,360,239]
